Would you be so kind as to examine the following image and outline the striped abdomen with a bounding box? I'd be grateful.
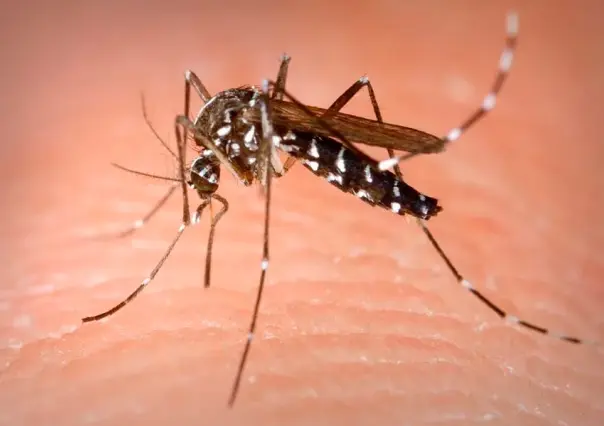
[279,131,441,220]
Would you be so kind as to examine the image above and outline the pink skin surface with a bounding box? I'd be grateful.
[1,1,603,425]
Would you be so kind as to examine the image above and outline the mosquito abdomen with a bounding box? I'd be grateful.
[279,131,441,220]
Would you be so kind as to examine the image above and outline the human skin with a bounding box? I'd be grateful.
[1,1,603,425]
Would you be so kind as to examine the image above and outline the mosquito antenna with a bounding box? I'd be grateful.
[110,162,183,183]
[140,93,178,160]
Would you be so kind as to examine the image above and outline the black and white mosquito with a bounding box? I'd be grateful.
[82,11,596,407]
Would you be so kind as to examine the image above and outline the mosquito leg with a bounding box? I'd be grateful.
[140,93,178,160]
[82,199,211,322]
[186,70,213,127]
[269,153,296,179]
[272,54,291,101]
[82,218,192,322]
[202,194,229,289]
[175,117,191,226]
[415,219,592,345]
[181,74,260,290]
[377,115,593,344]
[115,183,180,238]
[269,54,296,178]
[322,75,404,178]
[185,70,212,104]
[378,12,519,171]
[228,79,274,407]
[281,156,296,174]
[82,113,202,322]
[312,12,591,346]
[265,80,388,165]
[367,15,590,346]
[274,54,299,175]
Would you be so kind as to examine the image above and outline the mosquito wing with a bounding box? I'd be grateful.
[245,99,445,155]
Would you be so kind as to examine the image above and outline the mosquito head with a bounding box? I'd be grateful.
[189,154,221,198]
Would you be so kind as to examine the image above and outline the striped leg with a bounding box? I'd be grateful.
[378,12,519,171]
[320,12,593,345]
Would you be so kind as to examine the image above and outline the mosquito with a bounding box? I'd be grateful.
[82,11,595,407]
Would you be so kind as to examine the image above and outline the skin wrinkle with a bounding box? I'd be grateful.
[1,1,603,426]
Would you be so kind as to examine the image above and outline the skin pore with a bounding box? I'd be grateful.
[1,2,603,425]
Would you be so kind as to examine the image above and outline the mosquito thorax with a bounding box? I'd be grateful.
[191,87,265,186]
[192,87,260,146]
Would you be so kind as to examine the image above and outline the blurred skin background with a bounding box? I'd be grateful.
[1,1,603,425]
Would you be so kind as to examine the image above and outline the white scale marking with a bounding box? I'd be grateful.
[199,164,212,177]
[355,189,371,201]
[393,183,401,198]
[245,139,258,151]
[244,126,255,144]
[378,156,399,171]
[336,147,346,173]
[505,315,520,325]
[446,127,462,142]
[461,279,473,289]
[306,160,319,171]
[191,211,201,224]
[507,12,519,36]
[230,142,241,156]
[308,139,320,158]
[391,202,401,213]
[216,125,231,137]
[499,48,514,72]
[364,165,373,183]
[482,93,497,111]
[327,173,343,185]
